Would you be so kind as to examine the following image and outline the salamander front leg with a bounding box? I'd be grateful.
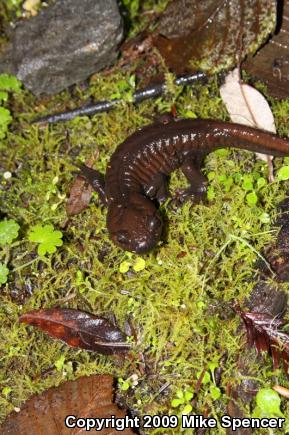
[143,173,170,203]
[174,160,208,204]
[76,163,107,206]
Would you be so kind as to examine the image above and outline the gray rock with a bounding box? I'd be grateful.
[0,0,123,95]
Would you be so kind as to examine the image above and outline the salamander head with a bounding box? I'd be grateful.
[107,197,163,253]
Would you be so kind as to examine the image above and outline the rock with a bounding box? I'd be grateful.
[0,0,123,95]
[244,0,289,99]
[153,0,276,74]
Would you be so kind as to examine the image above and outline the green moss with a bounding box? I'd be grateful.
[1,7,289,435]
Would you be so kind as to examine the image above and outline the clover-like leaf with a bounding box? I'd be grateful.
[254,388,284,418]
[277,166,289,181]
[0,91,8,103]
[210,385,221,400]
[246,191,258,206]
[0,263,9,285]
[0,219,20,246]
[119,261,131,274]
[28,224,63,256]
[133,257,146,272]
[0,107,12,127]
[0,74,21,92]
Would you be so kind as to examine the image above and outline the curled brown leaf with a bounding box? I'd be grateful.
[20,308,131,355]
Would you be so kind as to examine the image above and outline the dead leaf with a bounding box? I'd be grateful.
[153,0,276,74]
[66,154,98,216]
[20,308,131,355]
[273,385,289,398]
[220,68,276,180]
[0,375,135,435]
[235,306,289,374]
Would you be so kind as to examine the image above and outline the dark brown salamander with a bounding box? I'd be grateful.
[78,117,289,254]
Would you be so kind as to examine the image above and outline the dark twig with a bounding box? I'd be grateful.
[32,72,207,124]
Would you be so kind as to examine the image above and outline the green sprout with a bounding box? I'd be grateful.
[277,165,289,181]
[118,375,138,391]
[3,0,23,18]
[171,387,194,414]
[0,219,20,285]
[0,108,12,140]
[0,263,9,285]
[28,224,63,256]
[0,74,21,139]
[118,377,132,391]
[195,360,221,402]
[119,257,146,273]
[0,74,21,93]
[122,0,140,20]
[0,219,20,246]
[246,191,258,206]
[206,165,268,207]
[110,74,136,103]
[1,387,12,398]
[54,354,66,371]
[252,388,284,418]
[0,91,8,103]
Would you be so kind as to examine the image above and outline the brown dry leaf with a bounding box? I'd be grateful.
[273,385,289,398]
[220,68,276,180]
[20,308,131,355]
[0,375,135,435]
[153,0,276,74]
[235,306,289,374]
[66,154,98,216]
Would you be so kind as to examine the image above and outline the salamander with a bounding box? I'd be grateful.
[78,117,289,254]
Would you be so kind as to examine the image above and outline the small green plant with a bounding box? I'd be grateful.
[28,224,63,256]
[0,219,20,285]
[0,219,20,246]
[74,270,94,295]
[206,164,268,208]
[119,256,146,273]
[54,355,73,375]
[118,374,138,391]
[0,73,21,94]
[4,0,23,17]
[196,360,221,402]
[110,74,136,103]
[0,108,12,140]
[171,387,194,414]
[0,74,21,139]
[277,165,289,181]
[122,0,140,20]
[0,263,9,285]
[252,388,284,418]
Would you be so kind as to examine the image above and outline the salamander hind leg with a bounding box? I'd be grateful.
[76,163,107,206]
[174,159,208,205]
[143,173,170,203]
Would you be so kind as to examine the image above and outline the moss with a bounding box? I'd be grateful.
[1,6,289,435]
